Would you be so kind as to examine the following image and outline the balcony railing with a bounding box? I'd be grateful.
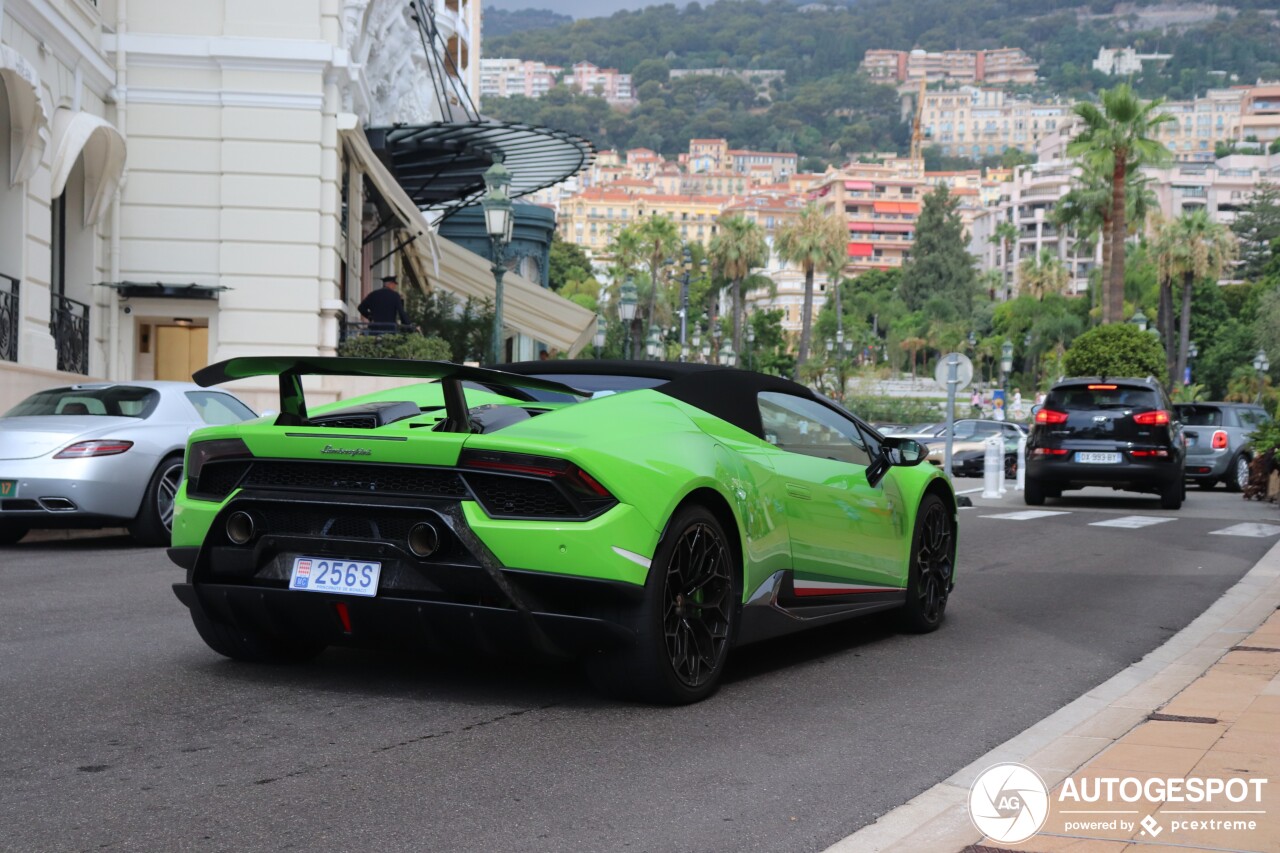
[51,294,90,375]
[0,274,18,363]
[337,314,418,342]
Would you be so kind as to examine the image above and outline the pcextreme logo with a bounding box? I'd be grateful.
[968,763,1050,843]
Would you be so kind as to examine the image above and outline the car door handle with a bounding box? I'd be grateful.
[786,484,812,500]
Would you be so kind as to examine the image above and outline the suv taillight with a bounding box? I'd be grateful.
[1035,409,1068,424]
[1211,430,1228,449]
[1133,410,1170,426]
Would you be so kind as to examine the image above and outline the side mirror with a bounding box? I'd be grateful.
[866,437,927,487]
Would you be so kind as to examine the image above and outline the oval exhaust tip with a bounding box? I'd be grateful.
[408,522,439,558]
[226,510,256,545]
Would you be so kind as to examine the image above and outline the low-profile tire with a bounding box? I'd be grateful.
[1197,479,1217,491]
[128,455,184,547]
[899,494,955,634]
[0,522,30,546]
[1004,454,1017,479]
[189,605,325,663]
[1225,453,1250,493]
[1160,478,1184,510]
[1024,477,1045,506]
[586,504,738,705]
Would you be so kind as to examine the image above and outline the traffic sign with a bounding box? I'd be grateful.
[934,352,973,393]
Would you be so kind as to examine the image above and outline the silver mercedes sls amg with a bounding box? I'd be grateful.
[0,382,255,546]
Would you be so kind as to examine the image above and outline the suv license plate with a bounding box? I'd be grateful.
[289,556,380,597]
[1076,452,1121,464]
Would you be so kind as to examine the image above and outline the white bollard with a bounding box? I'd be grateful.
[1016,433,1027,491]
[981,434,1004,499]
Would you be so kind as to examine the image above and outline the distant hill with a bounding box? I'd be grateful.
[481,1,1279,165]
[481,8,574,39]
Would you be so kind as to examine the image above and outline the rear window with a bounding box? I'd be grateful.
[1047,384,1160,411]
[185,391,256,425]
[5,386,161,418]
[1236,409,1270,429]
[1175,405,1223,427]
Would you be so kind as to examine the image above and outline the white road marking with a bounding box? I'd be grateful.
[955,487,984,495]
[980,510,1071,521]
[1089,515,1177,529]
[1209,523,1280,538]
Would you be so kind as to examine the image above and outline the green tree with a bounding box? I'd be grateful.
[547,233,594,292]
[1152,210,1237,390]
[775,203,847,377]
[635,216,682,327]
[1063,323,1166,378]
[1067,84,1173,325]
[899,184,977,313]
[709,215,768,354]
[1018,250,1070,301]
[405,289,492,363]
[1230,182,1280,282]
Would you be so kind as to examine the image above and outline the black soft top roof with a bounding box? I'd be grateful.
[502,360,822,440]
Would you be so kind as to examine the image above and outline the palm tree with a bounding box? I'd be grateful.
[1067,83,1173,324]
[775,204,847,377]
[634,216,681,337]
[900,336,927,381]
[1017,250,1070,301]
[709,215,768,354]
[1152,210,1237,388]
[989,221,1020,296]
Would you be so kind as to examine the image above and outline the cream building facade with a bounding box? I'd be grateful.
[1,0,592,412]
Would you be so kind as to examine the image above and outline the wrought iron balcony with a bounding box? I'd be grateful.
[51,293,90,375]
[0,274,18,363]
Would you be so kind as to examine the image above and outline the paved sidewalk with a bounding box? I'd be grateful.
[968,610,1280,853]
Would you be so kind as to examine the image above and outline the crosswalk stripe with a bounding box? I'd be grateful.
[1209,523,1280,538]
[980,510,1071,521]
[1089,515,1177,529]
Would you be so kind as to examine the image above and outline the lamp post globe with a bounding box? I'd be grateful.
[719,341,736,367]
[1000,338,1014,387]
[593,312,606,357]
[645,324,661,360]
[1128,310,1148,333]
[481,156,515,365]
[1254,348,1270,374]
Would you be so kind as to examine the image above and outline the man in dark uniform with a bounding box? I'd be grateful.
[358,275,412,333]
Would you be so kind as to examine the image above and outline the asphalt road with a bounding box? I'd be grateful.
[2,488,1278,853]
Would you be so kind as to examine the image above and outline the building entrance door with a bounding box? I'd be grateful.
[154,325,209,382]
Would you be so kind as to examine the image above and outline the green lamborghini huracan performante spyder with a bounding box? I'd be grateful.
[169,357,958,704]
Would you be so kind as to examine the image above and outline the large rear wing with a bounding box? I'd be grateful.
[193,356,586,433]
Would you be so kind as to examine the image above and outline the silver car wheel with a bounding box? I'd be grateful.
[1235,455,1250,491]
[158,462,183,531]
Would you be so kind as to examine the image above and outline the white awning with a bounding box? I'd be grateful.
[50,109,126,227]
[0,44,50,185]
[339,123,594,356]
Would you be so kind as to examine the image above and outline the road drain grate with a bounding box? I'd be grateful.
[1232,645,1280,653]
[1148,712,1219,724]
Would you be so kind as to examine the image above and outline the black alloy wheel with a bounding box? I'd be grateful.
[662,520,734,690]
[900,495,954,633]
[586,504,738,704]
[129,456,186,546]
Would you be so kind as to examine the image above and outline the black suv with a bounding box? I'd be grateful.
[1025,377,1185,509]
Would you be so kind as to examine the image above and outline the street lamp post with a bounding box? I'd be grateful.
[1186,341,1198,385]
[481,156,514,365]
[719,341,737,367]
[1129,310,1149,333]
[593,312,606,358]
[1253,348,1271,404]
[619,276,638,359]
[746,324,756,372]
[1000,339,1014,390]
[645,324,661,360]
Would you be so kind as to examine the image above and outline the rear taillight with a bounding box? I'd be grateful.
[1033,448,1069,456]
[1211,430,1228,450]
[1133,410,1170,426]
[54,440,133,459]
[187,438,252,480]
[1035,409,1069,424]
[459,449,616,517]
[1130,449,1170,458]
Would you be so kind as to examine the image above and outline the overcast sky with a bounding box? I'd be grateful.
[485,1,691,19]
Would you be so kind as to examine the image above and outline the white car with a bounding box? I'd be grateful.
[0,382,255,546]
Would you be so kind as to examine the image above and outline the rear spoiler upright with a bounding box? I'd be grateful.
[193,356,587,433]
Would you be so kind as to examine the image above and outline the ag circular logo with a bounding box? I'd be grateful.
[968,762,1050,843]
